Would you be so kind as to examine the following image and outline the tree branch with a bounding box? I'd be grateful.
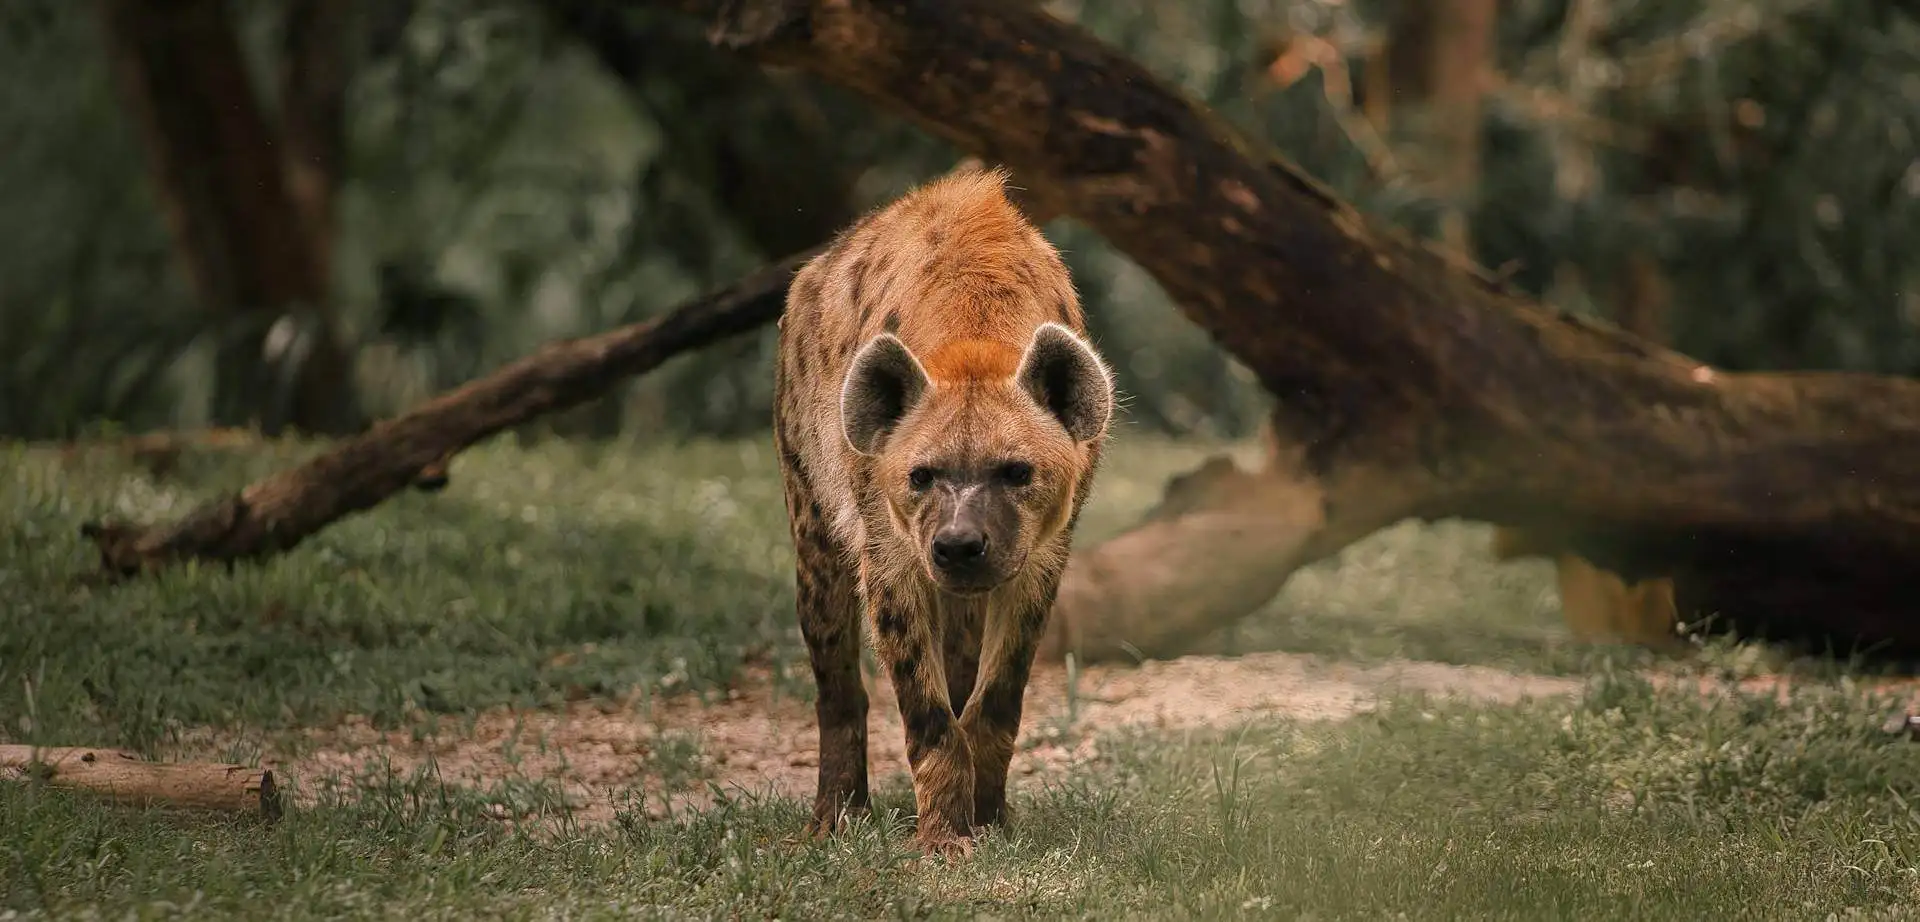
[80,254,804,574]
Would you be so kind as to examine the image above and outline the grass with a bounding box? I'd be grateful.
[9,678,1920,918]
[3,430,1916,918]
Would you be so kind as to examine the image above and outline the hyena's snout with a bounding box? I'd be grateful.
[926,488,1013,594]
[931,521,988,573]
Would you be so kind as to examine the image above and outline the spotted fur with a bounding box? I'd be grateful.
[774,167,1113,854]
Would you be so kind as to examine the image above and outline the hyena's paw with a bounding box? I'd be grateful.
[909,799,979,859]
[912,828,976,860]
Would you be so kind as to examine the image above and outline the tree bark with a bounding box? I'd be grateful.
[96,0,359,435]
[615,0,1920,659]
[1,745,280,819]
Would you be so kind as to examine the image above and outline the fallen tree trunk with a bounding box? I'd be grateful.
[616,0,1920,659]
[1,745,280,819]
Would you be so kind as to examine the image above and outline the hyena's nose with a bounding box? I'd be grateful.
[932,526,989,571]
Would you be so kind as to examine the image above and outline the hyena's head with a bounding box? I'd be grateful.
[841,323,1115,595]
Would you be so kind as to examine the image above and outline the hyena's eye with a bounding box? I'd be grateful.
[908,466,936,491]
[995,461,1034,488]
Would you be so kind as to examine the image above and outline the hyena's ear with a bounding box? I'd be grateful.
[841,333,931,455]
[1017,322,1114,443]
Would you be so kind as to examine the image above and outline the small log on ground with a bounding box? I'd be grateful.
[1,745,280,819]
[620,0,1920,660]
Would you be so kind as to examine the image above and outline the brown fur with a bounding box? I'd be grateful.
[773,168,1114,855]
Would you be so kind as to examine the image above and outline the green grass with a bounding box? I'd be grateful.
[4,432,1915,918]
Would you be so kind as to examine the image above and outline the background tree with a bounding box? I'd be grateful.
[94,0,359,435]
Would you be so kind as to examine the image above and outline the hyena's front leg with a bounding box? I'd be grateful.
[867,578,976,854]
[782,469,869,837]
[960,570,1060,828]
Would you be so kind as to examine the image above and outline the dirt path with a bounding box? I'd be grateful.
[271,651,1586,825]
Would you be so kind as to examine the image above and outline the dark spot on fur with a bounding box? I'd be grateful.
[903,704,954,762]
[882,310,901,332]
[847,256,869,316]
[975,675,1027,729]
[876,608,907,636]
[795,272,824,308]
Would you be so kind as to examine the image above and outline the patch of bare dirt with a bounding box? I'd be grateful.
[252,651,1585,825]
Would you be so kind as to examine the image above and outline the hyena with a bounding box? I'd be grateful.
[773,168,1114,855]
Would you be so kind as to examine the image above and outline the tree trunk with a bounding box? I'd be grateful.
[624,0,1920,660]
[1376,0,1498,249]
[1045,0,1510,661]
[96,0,359,435]
[279,0,353,276]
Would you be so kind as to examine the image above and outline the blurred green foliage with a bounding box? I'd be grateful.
[1,0,1917,440]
